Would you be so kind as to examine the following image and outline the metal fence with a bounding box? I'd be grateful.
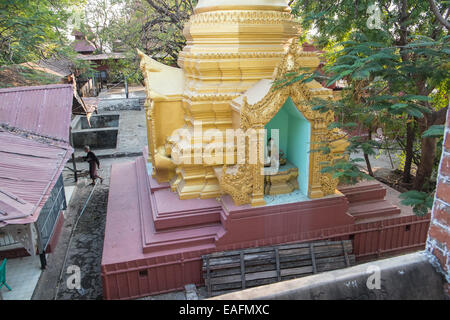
[35,174,67,252]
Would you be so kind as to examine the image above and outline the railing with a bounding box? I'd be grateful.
[36,174,67,252]
[0,232,18,248]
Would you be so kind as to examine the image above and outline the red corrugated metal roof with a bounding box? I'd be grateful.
[0,130,73,226]
[72,39,95,53]
[0,84,73,142]
[0,84,73,225]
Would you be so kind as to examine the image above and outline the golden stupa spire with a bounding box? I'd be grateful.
[195,0,290,12]
[140,0,302,200]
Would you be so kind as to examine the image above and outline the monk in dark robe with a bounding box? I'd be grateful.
[83,145,103,185]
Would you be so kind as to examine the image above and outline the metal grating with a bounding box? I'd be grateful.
[35,174,66,251]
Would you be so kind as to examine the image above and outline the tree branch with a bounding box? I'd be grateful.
[428,0,450,30]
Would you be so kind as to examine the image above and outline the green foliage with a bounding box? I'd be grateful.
[422,125,445,138]
[94,0,197,66]
[0,0,84,65]
[431,79,450,111]
[72,0,198,83]
[395,150,407,172]
[399,190,434,217]
[286,0,450,216]
[107,53,143,84]
[273,68,318,89]
[0,65,62,88]
[321,158,373,185]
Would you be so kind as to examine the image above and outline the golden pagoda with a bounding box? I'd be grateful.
[138,0,347,206]
[101,0,427,301]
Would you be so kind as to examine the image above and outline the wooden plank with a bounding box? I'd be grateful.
[209,256,356,296]
[278,242,352,257]
[275,247,281,281]
[203,240,356,296]
[212,277,277,292]
[206,256,211,297]
[281,265,314,277]
[310,243,317,274]
[240,252,246,289]
[246,270,278,281]
[209,270,277,285]
[212,280,243,292]
[208,261,330,286]
[342,240,350,267]
[205,264,274,278]
[203,245,353,270]
[204,241,352,262]
[202,240,352,261]
[316,256,355,272]
[205,242,352,264]
[204,254,356,279]
[203,254,354,276]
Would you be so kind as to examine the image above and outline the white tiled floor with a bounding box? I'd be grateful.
[0,255,42,300]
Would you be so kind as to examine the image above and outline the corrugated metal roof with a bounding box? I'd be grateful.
[0,130,73,226]
[72,39,95,53]
[0,84,73,226]
[20,57,73,77]
[0,84,73,142]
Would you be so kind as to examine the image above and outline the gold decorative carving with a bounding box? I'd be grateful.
[220,164,253,206]
[179,52,286,60]
[189,10,295,25]
[220,40,349,205]
[265,167,299,195]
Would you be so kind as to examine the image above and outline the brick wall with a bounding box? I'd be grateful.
[426,107,450,295]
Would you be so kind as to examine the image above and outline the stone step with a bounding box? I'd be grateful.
[142,223,223,254]
[152,202,222,231]
[339,181,387,204]
[348,199,400,221]
[149,186,222,231]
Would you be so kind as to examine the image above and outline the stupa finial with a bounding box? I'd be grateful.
[195,0,290,13]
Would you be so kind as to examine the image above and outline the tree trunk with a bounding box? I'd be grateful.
[411,78,448,191]
[364,153,374,177]
[403,119,415,183]
[414,135,436,191]
[364,128,374,177]
[413,114,437,191]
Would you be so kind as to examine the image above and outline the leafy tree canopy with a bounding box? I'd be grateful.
[288,0,449,216]
[0,0,85,65]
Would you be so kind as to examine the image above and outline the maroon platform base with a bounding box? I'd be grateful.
[101,157,430,299]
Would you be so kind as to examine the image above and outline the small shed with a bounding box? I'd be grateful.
[0,84,73,267]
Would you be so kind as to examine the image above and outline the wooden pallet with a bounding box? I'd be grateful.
[202,240,355,297]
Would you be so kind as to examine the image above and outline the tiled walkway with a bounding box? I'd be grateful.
[0,255,42,300]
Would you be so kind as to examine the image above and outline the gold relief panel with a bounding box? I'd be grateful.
[220,42,349,206]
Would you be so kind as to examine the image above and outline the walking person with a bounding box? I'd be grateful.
[83,145,103,185]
